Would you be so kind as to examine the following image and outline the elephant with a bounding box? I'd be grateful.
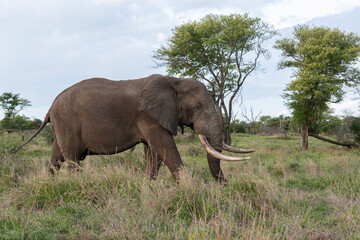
[12,74,254,183]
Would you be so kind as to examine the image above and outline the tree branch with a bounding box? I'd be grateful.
[308,132,359,149]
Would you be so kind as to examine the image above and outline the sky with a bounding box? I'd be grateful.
[1,0,360,122]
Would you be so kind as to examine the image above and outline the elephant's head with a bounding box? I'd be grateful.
[140,75,253,182]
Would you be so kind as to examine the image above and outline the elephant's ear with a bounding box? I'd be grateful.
[139,77,178,136]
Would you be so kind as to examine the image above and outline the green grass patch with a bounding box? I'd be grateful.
[0,132,359,239]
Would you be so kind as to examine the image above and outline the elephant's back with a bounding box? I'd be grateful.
[52,78,120,102]
[51,78,144,107]
[49,77,146,124]
[51,75,167,104]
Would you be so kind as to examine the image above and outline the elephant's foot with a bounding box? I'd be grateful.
[66,160,82,173]
[48,164,60,176]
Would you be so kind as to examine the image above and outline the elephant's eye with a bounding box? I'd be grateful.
[195,104,202,110]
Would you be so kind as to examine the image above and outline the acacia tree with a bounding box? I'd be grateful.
[154,14,276,144]
[275,25,360,150]
[0,92,31,130]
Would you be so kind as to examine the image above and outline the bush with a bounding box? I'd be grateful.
[40,124,54,144]
[321,116,342,135]
[232,122,246,133]
[0,115,41,131]
[350,117,360,143]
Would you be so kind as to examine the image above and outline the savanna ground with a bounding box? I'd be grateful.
[0,129,359,240]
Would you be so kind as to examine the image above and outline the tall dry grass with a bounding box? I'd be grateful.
[0,131,359,239]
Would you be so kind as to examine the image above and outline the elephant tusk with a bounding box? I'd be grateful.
[222,143,255,153]
[198,134,250,162]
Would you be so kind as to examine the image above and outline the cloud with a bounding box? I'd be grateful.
[0,0,359,120]
[330,99,360,116]
[238,95,288,120]
[163,7,246,25]
[92,0,126,5]
[263,0,360,29]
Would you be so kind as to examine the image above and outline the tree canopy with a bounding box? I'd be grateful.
[154,13,276,144]
[275,25,360,150]
[0,92,31,130]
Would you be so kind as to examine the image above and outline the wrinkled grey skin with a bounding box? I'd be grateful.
[15,74,226,182]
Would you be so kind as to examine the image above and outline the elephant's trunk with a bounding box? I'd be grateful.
[196,118,253,182]
[196,119,225,182]
[193,106,253,182]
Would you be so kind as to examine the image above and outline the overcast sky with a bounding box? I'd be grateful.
[1,0,360,121]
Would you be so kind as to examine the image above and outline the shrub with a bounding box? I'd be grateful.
[0,115,41,131]
[233,122,246,133]
[350,117,360,143]
[40,124,54,144]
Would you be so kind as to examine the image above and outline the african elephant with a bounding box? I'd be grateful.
[13,74,253,183]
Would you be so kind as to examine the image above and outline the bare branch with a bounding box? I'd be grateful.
[242,106,261,122]
[241,106,261,135]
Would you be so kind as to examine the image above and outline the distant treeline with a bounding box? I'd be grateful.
[0,115,41,132]
[231,115,360,144]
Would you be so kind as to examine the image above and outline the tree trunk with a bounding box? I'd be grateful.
[233,121,236,135]
[308,132,359,149]
[214,103,228,145]
[281,131,287,139]
[224,123,232,145]
[301,124,309,151]
[220,99,232,145]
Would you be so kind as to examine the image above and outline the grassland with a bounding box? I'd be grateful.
[0,130,359,239]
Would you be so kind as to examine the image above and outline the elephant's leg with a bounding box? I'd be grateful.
[55,134,83,173]
[138,119,184,183]
[48,137,65,175]
[144,143,162,180]
[64,150,82,173]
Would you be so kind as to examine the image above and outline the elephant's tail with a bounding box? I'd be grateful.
[10,113,51,154]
